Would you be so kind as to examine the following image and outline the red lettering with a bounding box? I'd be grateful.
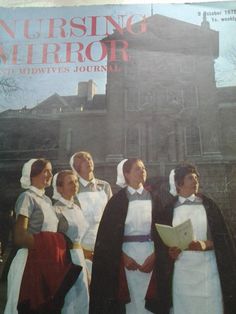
[0,46,7,63]
[0,19,15,39]
[24,19,42,39]
[66,42,85,62]
[126,15,147,34]
[105,16,125,36]
[90,16,99,36]
[48,18,67,38]
[105,39,129,62]
[42,43,60,63]
[70,17,86,37]
[27,44,33,64]
[85,41,107,61]
[12,44,18,64]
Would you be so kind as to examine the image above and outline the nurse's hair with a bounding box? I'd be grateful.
[56,170,77,187]
[30,158,51,178]
[70,151,93,173]
[74,151,92,160]
[174,163,199,187]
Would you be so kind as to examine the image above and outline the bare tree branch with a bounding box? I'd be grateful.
[0,77,20,96]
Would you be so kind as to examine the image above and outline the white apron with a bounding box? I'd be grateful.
[172,203,223,314]
[77,190,108,275]
[59,207,89,314]
[122,200,154,314]
[77,190,108,250]
[4,200,58,314]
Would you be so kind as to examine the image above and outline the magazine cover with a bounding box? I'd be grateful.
[0,0,236,312]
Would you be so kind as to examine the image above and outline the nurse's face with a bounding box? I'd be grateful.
[177,172,199,197]
[74,153,94,175]
[58,174,79,200]
[125,160,147,187]
[31,162,53,189]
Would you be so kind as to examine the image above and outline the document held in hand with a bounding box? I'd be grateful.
[155,219,194,250]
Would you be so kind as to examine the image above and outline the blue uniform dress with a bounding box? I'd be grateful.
[4,186,58,314]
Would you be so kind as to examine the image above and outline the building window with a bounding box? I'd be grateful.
[154,86,168,109]
[125,87,139,111]
[66,128,72,154]
[125,125,140,157]
[185,124,202,156]
[140,91,153,106]
[167,88,183,107]
[183,85,198,107]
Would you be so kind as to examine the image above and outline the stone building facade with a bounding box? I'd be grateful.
[103,13,236,225]
[0,13,236,232]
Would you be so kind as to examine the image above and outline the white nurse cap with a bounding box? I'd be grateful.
[69,153,77,174]
[20,158,38,189]
[169,168,177,196]
[52,173,61,200]
[116,159,128,188]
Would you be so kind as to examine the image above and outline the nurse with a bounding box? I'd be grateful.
[4,159,79,314]
[70,151,112,270]
[157,163,236,314]
[53,170,90,314]
[90,158,166,314]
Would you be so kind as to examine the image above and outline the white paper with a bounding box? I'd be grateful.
[155,219,194,250]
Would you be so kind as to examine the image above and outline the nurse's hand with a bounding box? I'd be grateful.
[188,240,204,251]
[123,252,140,270]
[188,240,214,251]
[168,247,181,260]
[139,253,155,273]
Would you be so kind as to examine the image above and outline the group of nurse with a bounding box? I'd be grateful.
[4,151,111,314]
[4,155,236,314]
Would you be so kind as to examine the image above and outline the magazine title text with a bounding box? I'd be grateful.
[0,15,147,65]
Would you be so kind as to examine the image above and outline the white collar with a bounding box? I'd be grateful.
[79,177,96,187]
[178,194,196,204]
[58,196,74,208]
[127,185,144,195]
[29,186,45,197]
